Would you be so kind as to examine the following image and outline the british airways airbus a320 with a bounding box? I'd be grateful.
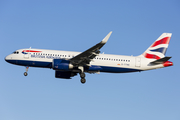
[5,32,173,84]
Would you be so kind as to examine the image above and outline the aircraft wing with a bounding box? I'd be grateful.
[70,31,112,66]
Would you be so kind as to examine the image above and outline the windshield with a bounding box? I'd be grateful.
[13,51,19,54]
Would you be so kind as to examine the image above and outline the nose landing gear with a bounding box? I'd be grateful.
[24,66,29,76]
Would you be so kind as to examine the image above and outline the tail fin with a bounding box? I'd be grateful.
[141,33,172,59]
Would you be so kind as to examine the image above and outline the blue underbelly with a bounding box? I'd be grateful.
[7,60,141,73]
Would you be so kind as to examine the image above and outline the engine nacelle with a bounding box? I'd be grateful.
[52,59,73,70]
[55,71,77,79]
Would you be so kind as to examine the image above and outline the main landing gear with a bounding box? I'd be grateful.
[80,72,86,84]
[24,66,29,76]
[78,66,86,84]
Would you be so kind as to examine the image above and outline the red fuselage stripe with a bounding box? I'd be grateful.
[22,50,42,53]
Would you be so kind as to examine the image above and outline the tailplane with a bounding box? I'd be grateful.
[141,33,172,60]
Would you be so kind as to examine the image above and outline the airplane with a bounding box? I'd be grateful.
[5,32,173,84]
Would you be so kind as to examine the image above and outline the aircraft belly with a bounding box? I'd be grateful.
[7,59,52,68]
[90,61,141,73]
[100,66,141,73]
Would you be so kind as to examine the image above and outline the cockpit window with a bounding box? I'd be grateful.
[13,51,19,54]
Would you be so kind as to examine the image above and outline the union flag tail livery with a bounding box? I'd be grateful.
[142,33,172,60]
[5,32,173,84]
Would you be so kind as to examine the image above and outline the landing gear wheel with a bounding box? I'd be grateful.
[81,78,86,84]
[24,72,28,76]
[24,66,29,76]
[80,72,85,78]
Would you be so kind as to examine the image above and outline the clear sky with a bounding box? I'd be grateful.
[0,0,180,120]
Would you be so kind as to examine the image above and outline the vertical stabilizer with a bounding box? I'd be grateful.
[141,33,172,59]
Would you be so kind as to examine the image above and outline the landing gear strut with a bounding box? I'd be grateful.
[79,66,86,84]
[24,66,29,76]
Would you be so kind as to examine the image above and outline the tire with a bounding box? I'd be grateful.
[24,72,28,76]
[80,72,85,78]
[81,78,86,84]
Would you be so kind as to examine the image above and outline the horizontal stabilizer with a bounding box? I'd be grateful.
[150,56,171,65]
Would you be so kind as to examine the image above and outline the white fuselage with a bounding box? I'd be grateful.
[5,48,165,73]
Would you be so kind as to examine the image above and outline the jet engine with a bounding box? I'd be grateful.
[55,71,77,79]
[52,59,73,70]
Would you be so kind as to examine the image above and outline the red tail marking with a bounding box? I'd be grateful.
[163,61,173,67]
[144,53,161,59]
[151,37,170,47]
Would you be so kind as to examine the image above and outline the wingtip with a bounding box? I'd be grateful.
[101,31,112,44]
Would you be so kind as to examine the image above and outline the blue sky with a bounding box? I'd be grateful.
[0,0,180,120]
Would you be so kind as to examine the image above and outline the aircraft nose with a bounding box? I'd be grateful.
[5,55,11,62]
